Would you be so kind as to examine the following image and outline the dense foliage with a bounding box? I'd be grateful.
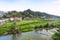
[2,9,60,18]
[51,20,60,40]
[0,18,59,35]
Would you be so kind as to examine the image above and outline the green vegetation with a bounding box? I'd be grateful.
[0,18,59,35]
[0,19,45,35]
[51,20,60,40]
[52,30,60,40]
[0,9,60,40]
[2,9,60,18]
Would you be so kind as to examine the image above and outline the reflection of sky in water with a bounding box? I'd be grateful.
[0,28,58,40]
[0,35,12,40]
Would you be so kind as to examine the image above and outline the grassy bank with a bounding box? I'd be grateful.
[0,18,59,35]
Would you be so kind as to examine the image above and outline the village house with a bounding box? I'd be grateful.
[14,17,22,21]
[40,16,46,18]
[23,17,30,20]
[8,17,22,21]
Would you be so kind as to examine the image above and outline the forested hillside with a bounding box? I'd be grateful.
[2,9,60,18]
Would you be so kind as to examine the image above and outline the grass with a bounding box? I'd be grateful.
[0,18,59,35]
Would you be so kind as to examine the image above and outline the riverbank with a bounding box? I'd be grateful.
[0,18,59,35]
[0,29,56,40]
[0,19,47,35]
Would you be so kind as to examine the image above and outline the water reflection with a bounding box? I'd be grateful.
[0,28,58,40]
[0,35,12,40]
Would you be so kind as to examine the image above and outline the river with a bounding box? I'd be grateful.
[0,28,57,40]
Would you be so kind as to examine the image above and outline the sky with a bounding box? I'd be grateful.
[0,0,60,16]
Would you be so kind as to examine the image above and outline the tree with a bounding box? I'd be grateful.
[2,15,7,18]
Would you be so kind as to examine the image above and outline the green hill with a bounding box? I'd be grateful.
[2,9,60,19]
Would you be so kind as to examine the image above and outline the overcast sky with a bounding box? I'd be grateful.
[0,0,60,16]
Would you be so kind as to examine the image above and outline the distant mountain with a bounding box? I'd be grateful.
[2,9,60,18]
[21,9,60,18]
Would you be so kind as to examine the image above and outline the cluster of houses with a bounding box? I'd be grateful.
[0,16,22,25]
[0,16,31,25]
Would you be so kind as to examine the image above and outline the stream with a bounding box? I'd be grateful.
[0,28,58,40]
